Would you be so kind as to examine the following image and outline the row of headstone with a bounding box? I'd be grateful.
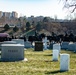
[52,43,70,71]
[0,37,50,61]
[0,38,70,71]
[24,37,49,50]
[61,42,76,52]
[24,37,76,52]
[46,41,76,52]
[34,37,50,51]
[61,42,69,50]
[1,39,76,52]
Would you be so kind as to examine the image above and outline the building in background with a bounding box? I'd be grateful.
[0,11,3,18]
[12,11,18,18]
[0,11,18,18]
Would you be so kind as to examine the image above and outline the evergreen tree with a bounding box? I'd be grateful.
[4,24,10,30]
[26,22,31,31]
[36,22,41,31]
[13,26,19,32]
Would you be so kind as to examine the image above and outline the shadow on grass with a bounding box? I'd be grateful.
[45,70,67,74]
[34,50,43,52]
[45,60,58,62]
[44,54,53,56]
[73,51,76,53]
[45,60,53,62]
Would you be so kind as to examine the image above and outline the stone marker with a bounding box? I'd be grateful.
[1,44,24,61]
[3,41,17,44]
[35,41,43,51]
[53,43,61,54]
[0,41,17,50]
[73,42,76,52]
[32,42,35,48]
[24,40,32,48]
[60,54,70,71]
[61,42,69,50]
[52,49,59,61]
[49,41,55,49]
[0,42,3,50]
[68,43,75,51]
[12,39,24,45]
[42,37,49,50]
[68,43,76,52]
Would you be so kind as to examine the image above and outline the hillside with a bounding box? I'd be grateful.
[0,21,76,37]
[39,29,51,36]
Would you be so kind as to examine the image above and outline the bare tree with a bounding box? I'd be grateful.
[61,0,76,12]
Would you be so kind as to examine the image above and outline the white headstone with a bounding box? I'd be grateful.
[52,49,59,61]
[0,41,17,50]
[68,43,75,51]
[53,43,61,54]
[1,44,24,61]
[68,43,76,52]
[61,42,69,50]
[24,41,32,48]
[12,39,24,45]
[32,42,35,48]
[3,41,17,44]
[60,54,70,71]
[49,41,55,49]
[74,44,76,52]
[42,37,49,50]
[0,42,3,50]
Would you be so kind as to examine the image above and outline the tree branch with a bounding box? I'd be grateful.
[63,0,76,12]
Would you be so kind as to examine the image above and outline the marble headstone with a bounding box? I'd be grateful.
[60,54,70,71]
[52,49,59,61]
[42,37,49,50]
[49,41,55,49]
[68,43,76,52]
[32,42,35,48]
[3,41,17,44]
[1,44,24,61]
[0,41,17,50]
[24,40,32,48]
[61,42,69,50]
[53,43,61,54]
[12,39,24,45]
[74,44,76,52]
[68,43,75,51]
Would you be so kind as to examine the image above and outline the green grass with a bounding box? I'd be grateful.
[0,49,76,75]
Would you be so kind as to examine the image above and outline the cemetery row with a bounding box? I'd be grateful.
[0,37,76,52]
[0,38,70,72]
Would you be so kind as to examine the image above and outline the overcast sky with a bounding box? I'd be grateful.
[0,0,69,19]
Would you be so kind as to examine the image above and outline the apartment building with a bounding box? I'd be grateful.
[0,11,3,18]
[0,11,18,18]
[12,11,18,18]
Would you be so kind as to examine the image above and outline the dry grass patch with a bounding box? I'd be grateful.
[0,49,76,75]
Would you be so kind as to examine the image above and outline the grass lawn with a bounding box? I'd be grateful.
[0,49,76,75]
